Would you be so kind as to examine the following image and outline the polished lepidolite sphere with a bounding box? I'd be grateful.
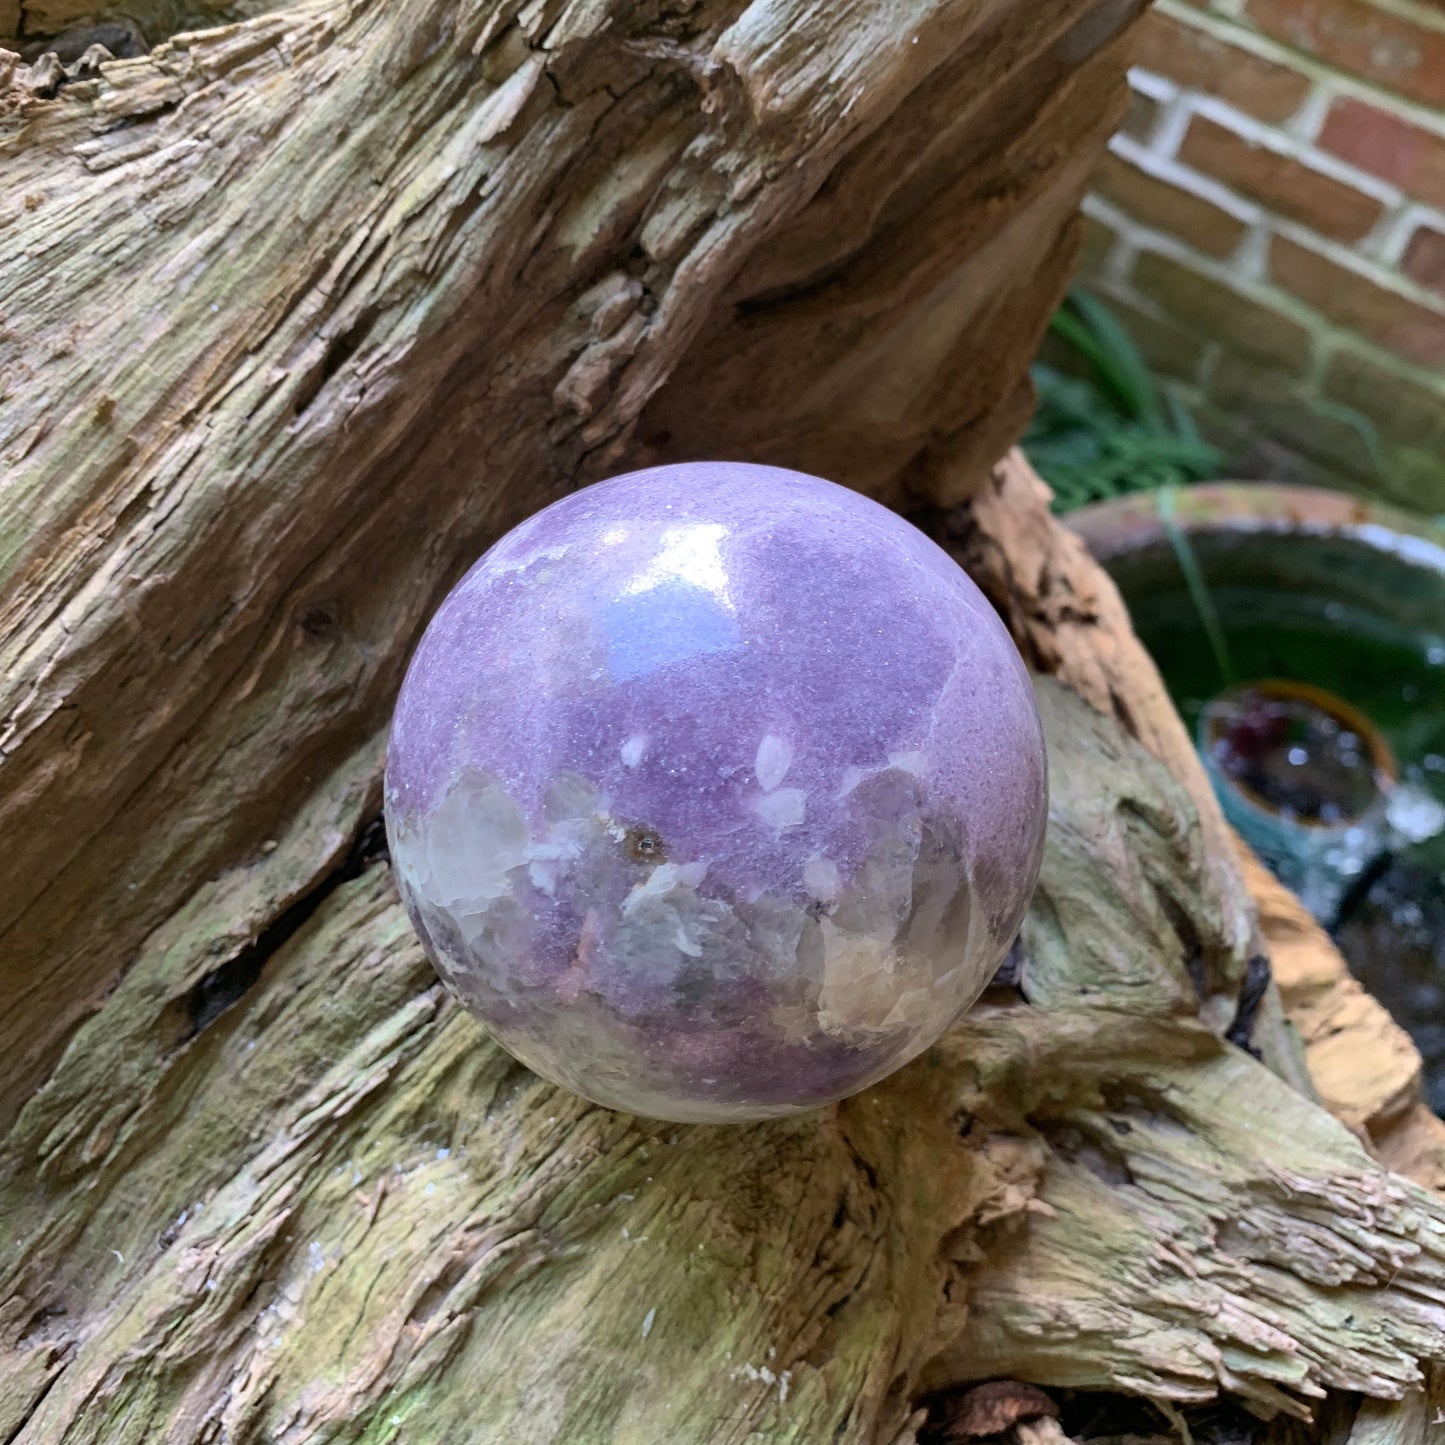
[385,462,1046,1122]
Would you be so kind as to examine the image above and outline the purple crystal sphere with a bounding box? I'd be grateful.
[385,462,1046,1122]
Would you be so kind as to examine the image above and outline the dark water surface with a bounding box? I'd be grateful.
[1109,535,1445,1113]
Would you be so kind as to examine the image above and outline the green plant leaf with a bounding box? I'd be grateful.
[1063,290,1162,425]
[1027,292,1227,513]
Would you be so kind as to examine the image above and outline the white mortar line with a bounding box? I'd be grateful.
[1127,66,1178,107]
[1233,222,1274,283]
[1313,328,1445,396]
[1287,85,1334,145]
[1080,193,1160,286]
[1147,88,1198,162]
[1156,0,1445,141]
[1105,108,1422,284]
[1185,92,1406,207]
[1358,197,1416,263]
[1082,205,1445,399]
[1268,212,1445,313]
[1374,200,1445,266]
[1085,185,1445,349]
[1318,0,1445,34]
[1109,131,1265,227]
[1083,194,1277,304]
[1125,69,1181,151]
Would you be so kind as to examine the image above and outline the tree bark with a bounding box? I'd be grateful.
[3,2,1444,1441]
[0,0,1136,1110]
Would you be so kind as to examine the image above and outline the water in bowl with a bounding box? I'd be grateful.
[1123,553,1445,1110]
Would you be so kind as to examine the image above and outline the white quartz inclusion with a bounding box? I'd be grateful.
[754,734,792,791]
[752,788,806,830]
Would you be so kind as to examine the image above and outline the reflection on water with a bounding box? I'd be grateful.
[1204,683,1388,826]
[1337,858,1445,1115]
[1200,680,1445,924]
[1122,557,1445,1113]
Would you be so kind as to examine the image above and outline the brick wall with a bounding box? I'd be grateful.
[1080,0,1445,513]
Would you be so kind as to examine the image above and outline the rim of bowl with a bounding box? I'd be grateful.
[1066,481,1445,568]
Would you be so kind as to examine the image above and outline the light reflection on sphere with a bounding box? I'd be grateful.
[385,462,1046,1122]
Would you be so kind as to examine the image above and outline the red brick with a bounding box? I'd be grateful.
[1179,115,1383,242]
[1320,97,1445,210]
[1093,151,1249,257]
[1321,346,1445,511]
[1271,236,1445,366]
[1246,0,1445,109]
[1404,225,1445,296]
[1323,345,1445,453]
[1132,10,1311,122]
[1133,250,1314,371]
[1210,355,1381,479]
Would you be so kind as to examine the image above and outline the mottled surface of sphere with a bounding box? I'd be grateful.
[385,463,1046,1122]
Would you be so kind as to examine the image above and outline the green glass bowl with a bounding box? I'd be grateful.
[1069,483,1445,921]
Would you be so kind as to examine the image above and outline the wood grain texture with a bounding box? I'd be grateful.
[0,0,1138,1120]
[4,0,1444,1434]
[4,451,1444,1442]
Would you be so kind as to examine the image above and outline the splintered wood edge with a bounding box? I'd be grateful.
[961,450,1444,1192]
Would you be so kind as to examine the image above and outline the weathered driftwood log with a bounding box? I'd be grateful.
[0,0,1136,1112]
[4,451,1445,1443]
[4,0,1445,1440]
[958,460,1445,1189]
